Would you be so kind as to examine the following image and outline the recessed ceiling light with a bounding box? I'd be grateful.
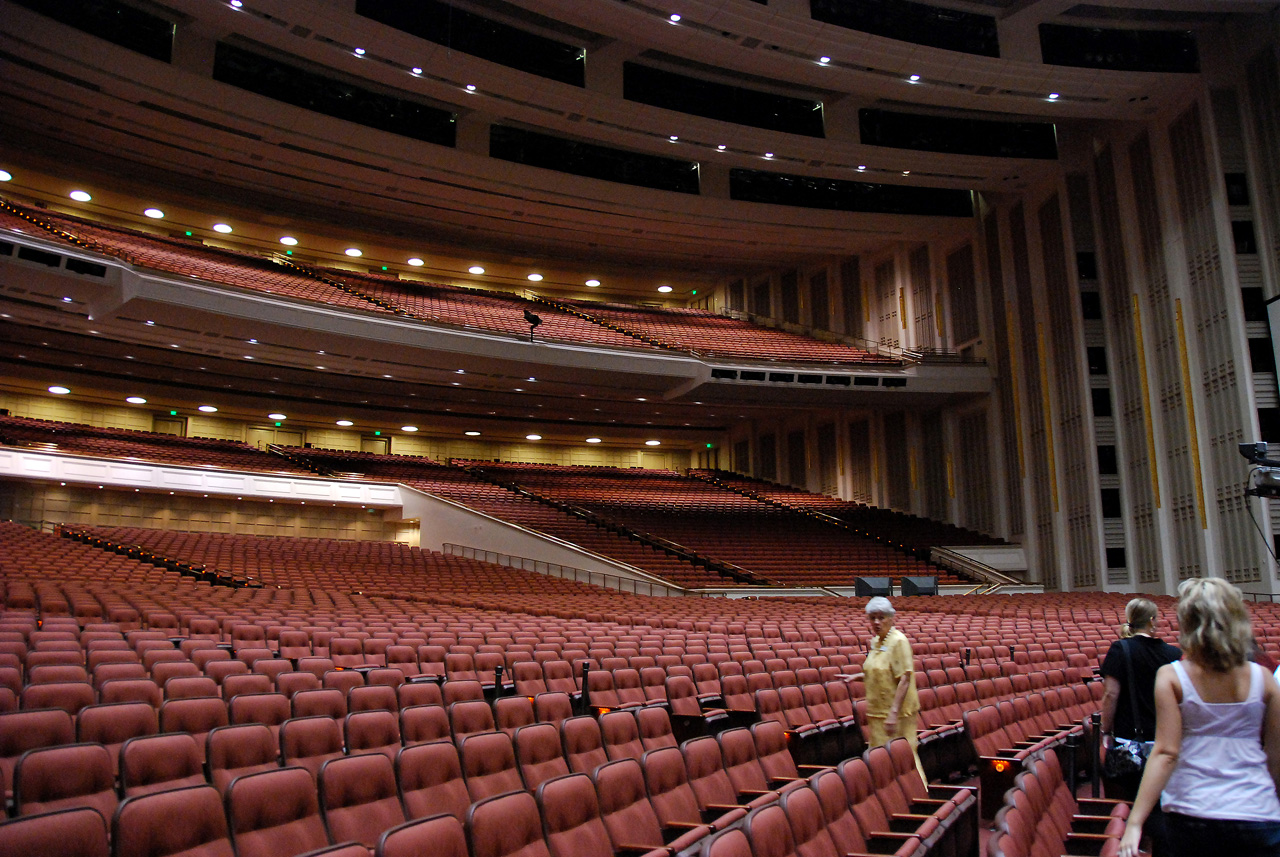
[586,437,602,444]
[468,266,485,274]
[243,355,254,360]
[345,248,362,257]
[213,223,233,233]
[1048,93,1060,100]
[229,0,242,6]
[585,279,601,287]
[669,135,679,142]
[857,165,867,171]
[527,274,543,282]
[525,434,542,441]
[412,67,423,75]
[764,153,774,159]
[198,405,218,413]
[669,13,681,22]
[126,396,147,404]
[903,170,911,176]
[657,285,673,293]
[465,84,477,92]
[69,190,92,202]
[908,74,921,82]
[62,296,73,302]
[0,170,11,181]
[279,236,298,246]
[464,431,481,436]
[268,413,287,420]
[336,420,354,427]
[717,145,726,151]
[645,440,661,446]
[407,257,424,266]
[819,56,831,64]
[637,398,647,402]
[47,385,71,395]
[143,208,164,219]
[354,48,366,56]
[401,426,418,432]
[247,338,257,344]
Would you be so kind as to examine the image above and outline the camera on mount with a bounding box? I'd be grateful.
[1240,442,1280,497]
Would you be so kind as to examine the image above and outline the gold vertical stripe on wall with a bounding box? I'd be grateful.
[1006,301,1025,474]
[899,288,908,329]
[908,446,918,490]
[1131,295,1161,508]
[862,283,871,323]
[946,454,955,498]
[1175,299,1208,529]
[935,292,945,340]
[1037,322,1059,513]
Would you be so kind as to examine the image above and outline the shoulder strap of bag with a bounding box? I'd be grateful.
[1120,637,1145,740]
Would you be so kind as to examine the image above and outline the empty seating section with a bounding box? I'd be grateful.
[1,200,891,363]
[5,518,1237,856]
[562,299,900,365]
[0,414,312,475]
[454,460,960,586]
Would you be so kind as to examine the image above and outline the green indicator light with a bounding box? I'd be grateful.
[374,431,382,436]
[274,422,282,427]
[185,231,192,236]
[286,250,293,255]
[381,266,388,271]
[706,443,713,449]
[170,410,178,416]
[691,290,697,295]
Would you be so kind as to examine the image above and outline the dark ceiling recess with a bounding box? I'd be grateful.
[1039,24,1199,73]
[356,0,585,87]
[490,125,700,194]
[729,170,974,217]
[810,0,999,58]
[623,63,825,138]
[212,43,458,147]
[10,0,174,62]
[859,109,1058,160]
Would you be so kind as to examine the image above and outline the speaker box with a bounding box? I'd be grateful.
[854,577,892,597]
[901,575,939,596]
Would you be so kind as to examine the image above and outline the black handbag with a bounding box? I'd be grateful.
[1103,638,1153,778]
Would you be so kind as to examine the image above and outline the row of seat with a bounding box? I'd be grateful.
[987,751,1128,857]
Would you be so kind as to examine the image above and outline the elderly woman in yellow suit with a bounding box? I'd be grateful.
[848,595,925,782]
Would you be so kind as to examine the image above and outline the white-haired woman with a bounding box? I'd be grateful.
[859,595,924,781]
[1118,578,1280,857]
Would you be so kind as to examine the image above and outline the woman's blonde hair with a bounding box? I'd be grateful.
[1119,597,1158,638]
[1177,577,1252,672]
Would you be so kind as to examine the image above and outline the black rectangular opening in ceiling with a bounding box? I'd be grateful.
[810,0,998,58]
[859,109,1057,160]
[490,126,699,194]
[356,0,585,87]
[213,44,457,146]
[1039,24,1199,73]
[623,64,824,138]
[729,170,973,217]
[10,0,174,62]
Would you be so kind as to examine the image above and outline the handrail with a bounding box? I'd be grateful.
[929,547,1021,590]
[441,544,693,597]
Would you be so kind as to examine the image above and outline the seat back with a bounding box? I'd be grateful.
[460,730,523,803]
[466,790,550,857]
[14,742,117,819]
[514,722,570,792]
[494,695,536,736]
[120,732,204,797]
[318,753,406,847]
[561,715,608,775]
[207,723,279,794]
[600,710,644,762]
[279,715,344,780]
[226,766,328,857]
[377,814,469,857]
[0,805,110,857]
[636,706,678,751]
[396,741,470,822]
[537,772,614,857]
[641,746,702,828]
[682,736,738,808]
[718,727,770,794]
[751,721,799,782]
[345,710,402,761]
[112,784,234,857]
[591,758,664,850]
[743,803,798,857]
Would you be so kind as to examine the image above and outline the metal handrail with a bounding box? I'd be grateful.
[441,543,693,598]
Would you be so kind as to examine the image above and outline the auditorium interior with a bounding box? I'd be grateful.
[1,1,1280,855]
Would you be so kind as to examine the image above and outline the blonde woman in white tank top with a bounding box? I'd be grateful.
[1119,578,1280,857]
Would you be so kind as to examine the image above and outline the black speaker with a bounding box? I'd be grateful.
[901,575,939,596]
[854,576,892,597]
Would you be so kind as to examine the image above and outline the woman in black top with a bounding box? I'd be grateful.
[1100,597,1182,855]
